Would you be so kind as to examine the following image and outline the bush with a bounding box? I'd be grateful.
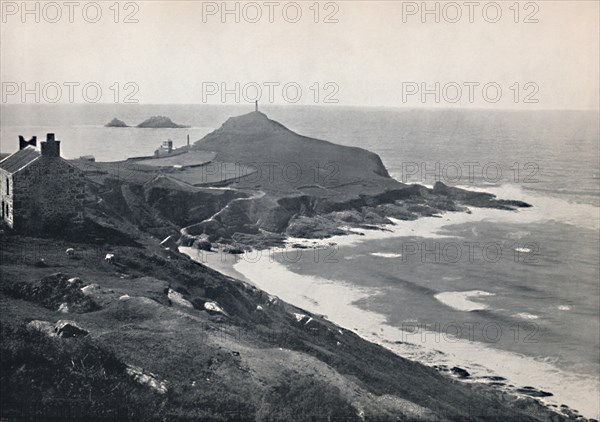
[2,273,100,313]
[0,322,165,421]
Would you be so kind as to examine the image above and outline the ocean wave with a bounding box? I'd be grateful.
[454,184,600,232]
[224,255,599,419]
[558,305,571,311]
[370,252,402,258]
[434,290,495,312]
[514,312,539,320]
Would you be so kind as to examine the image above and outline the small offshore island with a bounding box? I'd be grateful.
[105,117,129,127]
[105,115,190,128]
[4,111,588,422]
[137,116,190,128]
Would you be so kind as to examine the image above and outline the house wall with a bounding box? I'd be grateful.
[0,168,15,228]
[13,156,85,232]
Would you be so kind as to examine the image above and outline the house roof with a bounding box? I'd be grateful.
[0,146,41,173]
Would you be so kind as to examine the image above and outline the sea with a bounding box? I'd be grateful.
[1,104,599,418]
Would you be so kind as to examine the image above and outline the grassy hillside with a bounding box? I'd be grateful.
[0,111,557,421]
[193,111,396,196]
[0,221,579,421]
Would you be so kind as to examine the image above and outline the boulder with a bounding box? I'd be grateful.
[204,301,226,315]
[125,365,168,394]
[68,277,82,285]
[450,367,470,378]
[55,320,88,338]
[26,320,56,337]
[167,288,194,308]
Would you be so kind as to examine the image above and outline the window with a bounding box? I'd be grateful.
[6,178,9,196]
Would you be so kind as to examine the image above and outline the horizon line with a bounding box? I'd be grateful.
[1,103,599,113]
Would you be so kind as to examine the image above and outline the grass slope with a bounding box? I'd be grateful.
[0,225,579,422]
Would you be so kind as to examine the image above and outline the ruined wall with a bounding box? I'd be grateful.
[13,157,85,232]
[0,168,15,228]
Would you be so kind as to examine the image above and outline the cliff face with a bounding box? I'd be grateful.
[178,112,527,245]
[79,111,530,247]
[0,224,570,422]
[0,112,565,421]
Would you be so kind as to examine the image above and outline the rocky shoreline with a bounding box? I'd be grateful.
[80,111,532,253]
[4,111,594,421]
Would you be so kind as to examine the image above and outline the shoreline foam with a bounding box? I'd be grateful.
[180,183,600,419]
[230,254,599,420]
[434,290,495,312]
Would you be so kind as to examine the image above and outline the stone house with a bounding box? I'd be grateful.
[0,133,86,232]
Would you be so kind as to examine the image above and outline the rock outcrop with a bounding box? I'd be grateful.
[83,112,532,248]
[136,116,190,128]
[105,118,128,127]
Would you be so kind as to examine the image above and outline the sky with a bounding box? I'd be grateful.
[1,0,599,109]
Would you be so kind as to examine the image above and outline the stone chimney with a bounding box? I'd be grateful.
[19,135,37,150]
[41,133,61,157]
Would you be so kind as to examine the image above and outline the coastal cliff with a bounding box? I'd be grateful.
[0,213,576,422]
[75,112,530,247]
[176,112,530,246]
[1,112,586,421]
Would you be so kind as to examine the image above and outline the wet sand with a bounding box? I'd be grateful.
[180,190,600,419]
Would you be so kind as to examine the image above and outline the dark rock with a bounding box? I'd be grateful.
[179,235,196,247]
[194,240,212,251]
[433,182,531,210]
[516,386,553,397]
[483,376,507,382]
[55,320,88,338]
[451,367,470,378]
[105,118,128,127]
[224,247,244,255]
[137,116,190,128]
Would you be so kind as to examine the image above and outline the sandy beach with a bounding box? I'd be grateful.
[178,247,252,283]
[181,195,600,419]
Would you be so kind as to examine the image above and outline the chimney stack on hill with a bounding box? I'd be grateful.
[41,133,61,157]
[18,136,37,150]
